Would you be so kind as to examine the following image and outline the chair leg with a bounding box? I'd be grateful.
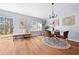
[65,38,68,48]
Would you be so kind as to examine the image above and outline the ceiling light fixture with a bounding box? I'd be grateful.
[49,3,57,19]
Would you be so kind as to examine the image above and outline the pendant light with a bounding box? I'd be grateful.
[49,3,57,19]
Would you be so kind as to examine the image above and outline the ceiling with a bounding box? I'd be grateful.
[0,3,52,19]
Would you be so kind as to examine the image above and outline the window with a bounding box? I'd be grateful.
[31,21,42,31]
[0,17,13,35]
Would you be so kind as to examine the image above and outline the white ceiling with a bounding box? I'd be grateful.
[0,3,52,19]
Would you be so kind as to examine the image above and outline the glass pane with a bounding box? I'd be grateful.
[0,17,13,35]
[31,20,42,31]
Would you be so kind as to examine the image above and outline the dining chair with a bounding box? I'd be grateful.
[63,31,69,40]
[54,31,60,37]
[60,31,69,48]
[43,30,52,37]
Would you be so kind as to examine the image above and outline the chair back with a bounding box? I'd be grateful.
[54,31,60,36]
[44,30,51,37]
[63,31,69,39]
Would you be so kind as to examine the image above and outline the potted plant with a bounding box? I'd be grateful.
[42,19,50,31]
[41,20,51,37]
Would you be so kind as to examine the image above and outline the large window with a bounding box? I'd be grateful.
[31,21,42,31]
[0,17,13,35]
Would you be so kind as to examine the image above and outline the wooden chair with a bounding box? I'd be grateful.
[55,31,69,48]
[43,30,51,37]
[63,31,69,47]
[54,31,60,37]
[56,31,69,40]
[61,31,69,40]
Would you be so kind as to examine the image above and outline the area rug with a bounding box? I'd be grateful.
[42,37,71,49]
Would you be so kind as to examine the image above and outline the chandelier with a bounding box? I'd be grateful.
[49,3,57,19]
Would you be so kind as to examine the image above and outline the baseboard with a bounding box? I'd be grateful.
[69,39,79,43]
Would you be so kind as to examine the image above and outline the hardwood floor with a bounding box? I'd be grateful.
[0,36,79,55]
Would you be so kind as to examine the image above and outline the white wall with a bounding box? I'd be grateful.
[54,3,79,42]
[0,3,52,19]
